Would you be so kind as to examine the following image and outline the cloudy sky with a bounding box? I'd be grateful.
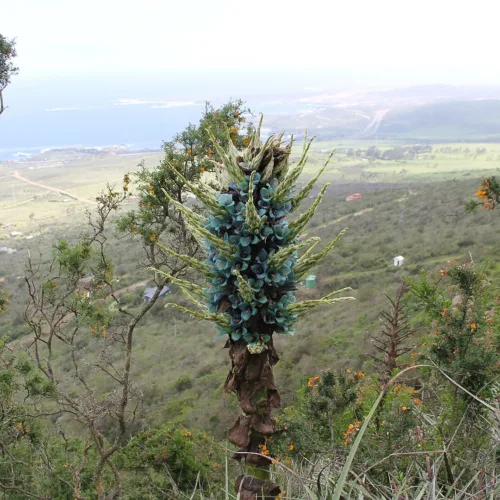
[3,0,499,86]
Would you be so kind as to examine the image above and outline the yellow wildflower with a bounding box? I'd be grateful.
[258,444,270,456]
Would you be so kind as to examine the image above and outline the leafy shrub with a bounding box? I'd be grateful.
[116,424,226,496]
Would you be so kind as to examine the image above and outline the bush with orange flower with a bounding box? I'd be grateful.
[467,176,500,211]
[116,100,253,247]
[408,260,500,400]
[271,370,363,458]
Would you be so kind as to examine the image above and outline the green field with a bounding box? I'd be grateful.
[1,143,499,230]
[300,141,500,183]
[0,152,162,227]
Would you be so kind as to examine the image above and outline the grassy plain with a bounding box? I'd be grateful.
[0,152,162,226]
[1,143,499,227]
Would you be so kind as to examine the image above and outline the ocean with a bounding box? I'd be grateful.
[0,72,332,160]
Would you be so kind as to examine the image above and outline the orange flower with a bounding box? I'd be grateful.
[288,444,295,452]
[414,398,422,406]
[470,323,477,330]
[201,167,205,173]
[476,188,488,200]
[149,234,157,242]
[243,136,251,147]
[307,376,321,387]
[355,370,365,379]
[401,406,408,411]
[258,444,270,456]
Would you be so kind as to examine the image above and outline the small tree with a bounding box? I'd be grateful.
[22,100,252,498]
[0,34,18,115]
[370,283,418,383]
[154,118,353,497]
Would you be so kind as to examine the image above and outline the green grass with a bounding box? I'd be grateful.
[0,152,162,226]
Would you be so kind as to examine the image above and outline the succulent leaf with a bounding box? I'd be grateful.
[291,150,335,211]
[287,184,329,240]
[295,227,348,278]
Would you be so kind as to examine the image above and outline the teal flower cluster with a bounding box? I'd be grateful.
[155,118,353,353]
[204,171,298,346]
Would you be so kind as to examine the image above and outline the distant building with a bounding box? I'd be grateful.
[143,285,171,302]
[305,275,317,289]
[0,247,17,254]
[77,275,97,298]
[346,193,362,201]
[393,256,404,267]
[77,276,95,289]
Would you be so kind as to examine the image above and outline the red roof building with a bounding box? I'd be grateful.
[346,193,362,201]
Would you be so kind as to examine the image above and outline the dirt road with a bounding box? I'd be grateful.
[302,207,374,237]
[110,280,148,297]
[12,172,96,204]
[361,109,390,137]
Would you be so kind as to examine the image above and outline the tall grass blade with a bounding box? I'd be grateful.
[332,365,431,500]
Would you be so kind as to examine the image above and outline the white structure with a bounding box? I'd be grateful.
[393,255,404,267]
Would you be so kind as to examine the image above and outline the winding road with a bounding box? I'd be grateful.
[360,109,390,137]
[12,171,96,204]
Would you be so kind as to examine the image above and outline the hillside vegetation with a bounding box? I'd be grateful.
[0,105,499,498]
[1,153,498,436]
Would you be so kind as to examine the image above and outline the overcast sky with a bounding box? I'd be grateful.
[2,0,500,86]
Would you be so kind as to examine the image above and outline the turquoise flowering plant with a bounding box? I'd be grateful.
[153,116,353,354]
